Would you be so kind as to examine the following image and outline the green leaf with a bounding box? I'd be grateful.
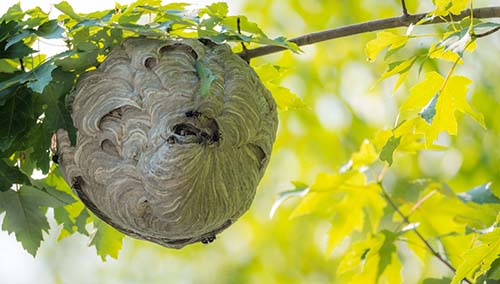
[54,206,89,240]
[433,0,468,16]
[419,93,439,124]
[0,3,24,23]
[0,89,34,151]
[337,236,381,276]
[27,63,57,93]
[89,218,124,261]
[365,31,408,62]
[458,182,500,204]
[222,16,262,35]
[451,228,500,284]
[0,160,31,191]
[203,2,228,18]
[56,50,99,72]
[31,179,76,207]
[254,64,306,110]
[0,185,72,256]
[380,57,416,92]
[5,30,34,50]
[54,206,74,236]
[74,208,90,235]
[40,69,76,132]
[399,72,484,145]
[0,59,19,73]
[36,20,64,39]
[0,51,75,95]
[486,257,500,280]
[27,124,51,174]
[45,168,89,239]
[381,57,416,80]
[351,140,379,169]
[19,185,75,208]
[292,172,386,253]
[377,230,398,282]
[54,1,84,21]
[379,136,401,166]
[195,60,216,97]
[0,41,35,59]
[268,84,306,111]
[23,7,49,28]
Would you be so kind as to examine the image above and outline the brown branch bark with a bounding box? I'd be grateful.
[238,6,500,61]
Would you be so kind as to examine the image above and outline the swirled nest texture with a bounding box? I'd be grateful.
[56,37,278,248]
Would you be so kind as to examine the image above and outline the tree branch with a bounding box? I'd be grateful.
[379,186,473,284]
[238,6,500,61]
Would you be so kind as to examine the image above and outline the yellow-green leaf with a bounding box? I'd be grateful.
[255,63,306,111]
[293,170,386,253]
[351,140,378,169]
[451,228,500,284]
[400,72,484,145]
[267,83,306,111]
[337,235,383,275]
[379,57,416,92]
[89,218,124,261]
[380,57,416,81]
[365,32,408,62]
[433,0,469,16]
[400,72,443,116]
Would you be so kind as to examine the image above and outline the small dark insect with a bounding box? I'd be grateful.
[166,136,176,144]
[71,176,85,191]
[199,132,210,144]
[185,110,202,118]
[210,130,221,143]
[200,235,216,244]
[52,154,59,164]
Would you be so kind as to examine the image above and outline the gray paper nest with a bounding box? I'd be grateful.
[56,37,278,248]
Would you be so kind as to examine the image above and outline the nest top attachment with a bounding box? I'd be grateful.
[56,37,278,248]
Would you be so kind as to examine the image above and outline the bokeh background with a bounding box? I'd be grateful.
[1,0,499,283]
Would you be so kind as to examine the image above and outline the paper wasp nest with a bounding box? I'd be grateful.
[56,37,278,248]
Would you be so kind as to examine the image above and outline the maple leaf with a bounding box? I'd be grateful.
[0,185,74,256]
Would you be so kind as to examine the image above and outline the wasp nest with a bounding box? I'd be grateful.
[56,37,278,248]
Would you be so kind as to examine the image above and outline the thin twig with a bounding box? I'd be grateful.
[19,58,25,72]
[379,184,473,284]
[395,189,437,231]
[238,6,500,60]
[475,26,500,38]
[237,17,248,52]
[401,0,409,16]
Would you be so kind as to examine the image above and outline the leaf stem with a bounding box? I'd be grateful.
[379,183,473,284]
[238,6,500,60]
